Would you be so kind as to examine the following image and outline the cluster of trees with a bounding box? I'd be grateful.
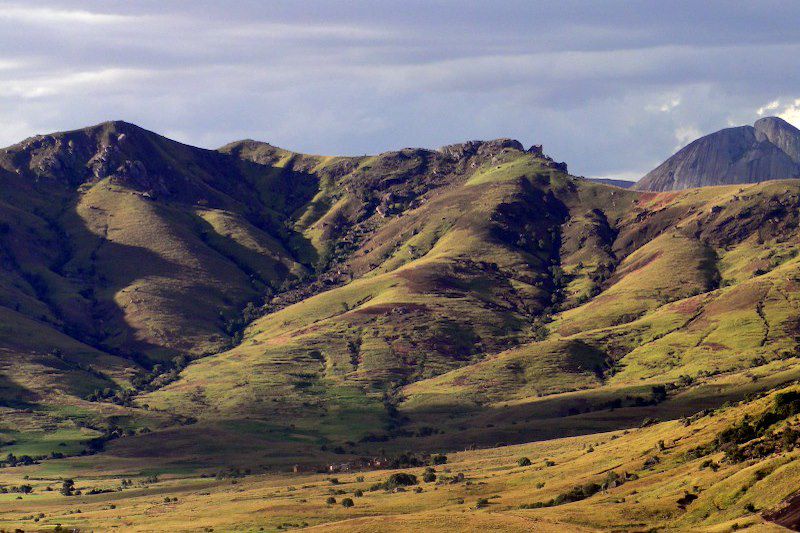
[0,484,33,494]
[1,453,37,467]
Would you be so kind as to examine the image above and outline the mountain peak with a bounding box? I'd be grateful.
[754,115,798,131]
[635,117,800,191]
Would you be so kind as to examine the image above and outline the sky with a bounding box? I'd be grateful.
[1,1,800,181]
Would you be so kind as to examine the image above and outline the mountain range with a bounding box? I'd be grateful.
[2,121,800,531]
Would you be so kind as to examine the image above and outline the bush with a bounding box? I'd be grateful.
[354,489,363,497]
[430,454,448,465]
[476,498,489,509]
[518,457,531,467]
[386,473,418,488]
[60,479,75,496]
[341,497,354,508]
[422,469,436,483]
[326,496,336,505]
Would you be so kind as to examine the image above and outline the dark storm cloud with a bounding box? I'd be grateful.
[1,1,799,180]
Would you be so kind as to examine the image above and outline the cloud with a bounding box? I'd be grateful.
[757,100,780,116]
[777,99,800,128]
[0,68,153,99]
[0,4,134,25]
[0,1,799,179]
[674,126,702,150]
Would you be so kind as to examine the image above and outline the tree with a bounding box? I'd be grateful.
[386,473,418,488]
[61,479,75,496]
[341,497,354,508]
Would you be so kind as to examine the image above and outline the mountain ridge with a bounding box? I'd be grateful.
[3,121,800,531]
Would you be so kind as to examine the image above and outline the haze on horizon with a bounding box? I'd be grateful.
[1,0,800,181]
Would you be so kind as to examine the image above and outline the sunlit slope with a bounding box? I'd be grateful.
[150,171,800,450]
[4,385,800,532]
[145,153,576,418]
[399,181,800,419]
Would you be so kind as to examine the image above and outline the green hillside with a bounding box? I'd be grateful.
[2,123,800,531]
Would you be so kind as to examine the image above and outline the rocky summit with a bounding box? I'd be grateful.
[636,116,800,191]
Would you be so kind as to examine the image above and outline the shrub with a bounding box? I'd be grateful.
[326,496,336,505]
[430,454,448,465]
[518,457,531,467]
[386,473,417,488]
[354,489,363,497]
[341,497,354,508]
[475,498,489,509]
[422,469,436,483]
[60,479,75,496]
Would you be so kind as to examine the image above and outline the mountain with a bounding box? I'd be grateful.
[586,177,636,188]
[635,116,800,191]
[3,122,800,531]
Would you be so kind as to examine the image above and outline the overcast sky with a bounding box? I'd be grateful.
[2,1,800,180]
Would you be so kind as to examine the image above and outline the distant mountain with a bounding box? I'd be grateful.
[586,177,635,188]
[635,116,800,191]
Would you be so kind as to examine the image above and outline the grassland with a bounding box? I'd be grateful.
[3,384,800,531]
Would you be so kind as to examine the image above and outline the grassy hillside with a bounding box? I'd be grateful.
[2,123,800,530]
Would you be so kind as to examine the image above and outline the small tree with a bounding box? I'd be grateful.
[430,454,448,465]
[386,473,418,488]
[341,497,354,508]
[60,479,75,496]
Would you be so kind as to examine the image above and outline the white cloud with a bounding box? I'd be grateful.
[646,96,681,113]
[757,99,780,116]
[674,126,701,149]
[0,68,153,99]
[777,99,800,128]
[0,4,134,25]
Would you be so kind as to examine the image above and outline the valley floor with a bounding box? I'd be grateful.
[2,385,800,532]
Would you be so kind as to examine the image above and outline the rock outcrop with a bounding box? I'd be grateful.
[635,117,800,191]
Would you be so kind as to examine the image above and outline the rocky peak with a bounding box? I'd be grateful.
[754,116,800,163]
[438,138,524,161]
[636,117,800,191]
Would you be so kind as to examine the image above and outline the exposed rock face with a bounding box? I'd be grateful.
[635,117,800,191]
[754,116,800,162]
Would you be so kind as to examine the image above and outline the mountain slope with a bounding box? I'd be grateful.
[3,123,800,532]
[635,116,800,191]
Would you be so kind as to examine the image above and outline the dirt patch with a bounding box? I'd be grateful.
[701,342,728,352]
[671,296,704,316]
